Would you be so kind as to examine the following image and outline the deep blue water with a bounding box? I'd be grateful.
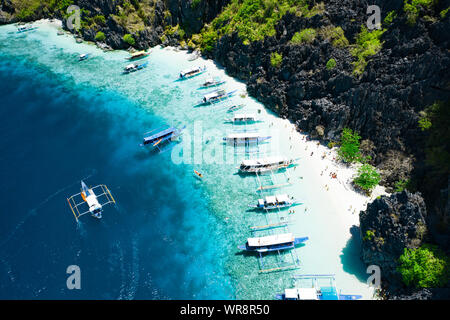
[0,57,234,299]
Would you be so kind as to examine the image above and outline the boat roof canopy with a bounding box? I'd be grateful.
[144,127,177,141]
[284,289,299,299]
[234,114,255,119]
[298,288,319,300]
[227,132,264,139]
[241,156,286,167]
[247,233,294,247]
[276,194,290,203]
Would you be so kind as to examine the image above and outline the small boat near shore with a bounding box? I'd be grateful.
[79,53,90,61]
[196,89,237,106]
[223,132,271,145]
[249,194,300,211]
[198,77,225,89]
[225,113,260,124]
[127,50,150,61]
[275,274,362,300]
[238,233,308,253]
[17,25,37,33]
[123,61,148,74]
[238,156,298,174]
[179,66,206,80]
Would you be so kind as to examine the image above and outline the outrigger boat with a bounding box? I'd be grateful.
[198,77,225,89]
[79,53,90,61]
[249,194,300,211]
[227,104,245,113]
[140,125,185,152]
[123,61,148,74]
[276,274,362,300]
[17,25,37,33]
[239,156,298,174]
[127,50,150,61]
[196,89,237,106]
[223,132,271,145]
[179,66,206,80]
[67,181,116,221]
[238,233,308,253]
[225,113,260,124]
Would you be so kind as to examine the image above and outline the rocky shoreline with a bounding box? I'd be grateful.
[1,0,449,299]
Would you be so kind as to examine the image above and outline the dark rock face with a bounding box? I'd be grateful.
[166,0,231,35]
[208,1,450,191]
[360,191,428,296]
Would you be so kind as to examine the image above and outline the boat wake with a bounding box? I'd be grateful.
[0,170,97,249]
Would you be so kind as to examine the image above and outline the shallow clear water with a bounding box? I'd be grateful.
[0,21,373,299]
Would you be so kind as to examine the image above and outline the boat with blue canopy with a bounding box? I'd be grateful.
[140,125,185,152]
[275,274,362,300]
[238,233,308,253]
[123,61,148,74]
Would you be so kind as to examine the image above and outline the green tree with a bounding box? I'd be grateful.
[337,128,362,163]
[95,31,106,42]
[398,244,450,288]
[291,28,316,44]
[353,164,380,192]
[326,58,336,70]
[270,52,283,68]
[123,34,136,46]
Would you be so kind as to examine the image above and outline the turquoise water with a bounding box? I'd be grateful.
[0,21,373,300]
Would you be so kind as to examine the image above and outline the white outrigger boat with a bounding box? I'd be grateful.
[196,89,237,106]
[198,76,225,89]
[179,66,206,80]
[79,53,90,61]
[276,274,362,300]
[17,25,37,33]
[238,156,298,174]
[67,181,116,221]
[223,131,271,145]
[238,233,308,253]
[123,61,148,74]
[249,194,300,211]
[225,113,261,124]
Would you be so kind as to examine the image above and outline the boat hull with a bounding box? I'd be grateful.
[238,237,308,253]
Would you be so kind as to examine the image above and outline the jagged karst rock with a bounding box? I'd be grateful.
[360,191,428,295]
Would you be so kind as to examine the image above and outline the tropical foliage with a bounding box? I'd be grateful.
[353,164,381,192]
[95,31,106,42]
[194,0,324,50]
[350,26,386,76]
[291,28,316,44]
[326,58,336,70]
[270,52,283,68]
[398,244,450,288]
[337,128,362,163]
